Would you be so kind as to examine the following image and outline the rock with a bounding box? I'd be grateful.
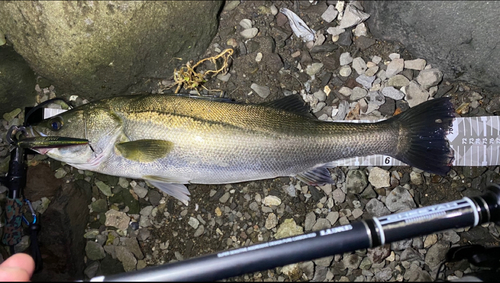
[313,90,327,102]
[339,65,352,77]
[416,68,443,90]
[410,171,423,185]
[379,97,396,116]
[282,263,302,281]
[352,57,367,75]
[406,81,430,107]
[389,53,400,60]
[374,267,393,281]
[0,45,37,115]
[321,5,338,23]
[385,186,416,212]
[355,74,376,89]
[343,253,362,269]
[263,195,281,206]
[265,213,278,229]
[381,86,405,100]
[386,58,404,78]
[0,1,223,99]
[355,35,376,51]
[250,83,270,99]
[371,55,382,64]
[0,30,5,45]
[351,87,368,100]
[124,237,144,260]
[326,211,339,225]
[405,262,432,281]
[326,26,345,37]
[332,188,346,204]
[345,170,368,194]
[311,218,331,231]
[132,183,148,199]
[404,58,427,70]
[368,245,391,264]
[304,211,316,231]
[194,225,205,237]
[305,63,324,77]
[353,23,368,37]
[240,27,259,39]
[95,181,113,197]
[364,65,379,77]
[387,74,410,87]
[223,0,240,11]
[337,30,353,47]
[366,91,385,106]
[339,3,370,29]
[364,1,500,94]
[91,199,108,213]
[339,52,353,65]
[115,246,137,272]
[314,256,333,267]
[86,241,105,261]
[188,217,200,229]
[274,218,303,239]
[368,167,390,188]
[105,209,129,230]
[239,19,253,29]
[339,86,353,97]
[365,198,390,217]
[425,241,450,269]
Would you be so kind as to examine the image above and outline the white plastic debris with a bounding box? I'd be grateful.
[280,8,316,42]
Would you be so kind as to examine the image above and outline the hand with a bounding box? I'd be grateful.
[0,253,35,281]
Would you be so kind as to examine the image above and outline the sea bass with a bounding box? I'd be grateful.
[25,94,455,204]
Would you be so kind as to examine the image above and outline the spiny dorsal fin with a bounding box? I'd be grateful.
[261,95,312,117]
[115,139,173,162]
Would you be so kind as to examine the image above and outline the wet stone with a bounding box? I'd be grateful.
[337,29,353,46]
[385,186,416,212]
[365,198,390,217]
[354,36,378,51]
[115,246,137,272]
[416,68,443,90]
[86,241,105,261]
[91,199,108,213]
[304,211,316,231]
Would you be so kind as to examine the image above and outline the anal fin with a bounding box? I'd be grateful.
[296,166,334,186]
[144,175,191,205]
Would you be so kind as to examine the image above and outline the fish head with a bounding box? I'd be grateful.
[27,103,122,167]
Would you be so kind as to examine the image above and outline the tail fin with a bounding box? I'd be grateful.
[391,97,455,175]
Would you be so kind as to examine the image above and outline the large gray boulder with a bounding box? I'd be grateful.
[362,1,500,93]
[0,46,36,116]
[0,1,223,100]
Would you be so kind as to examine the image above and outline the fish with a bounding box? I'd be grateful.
[24,94,455,205]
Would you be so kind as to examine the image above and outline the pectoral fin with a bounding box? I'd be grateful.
[295,166,334,186]
[115,140,173,162]
[144,175,191,206]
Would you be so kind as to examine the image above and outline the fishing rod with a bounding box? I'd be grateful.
[1,99,89,272]
[89,183,500,282]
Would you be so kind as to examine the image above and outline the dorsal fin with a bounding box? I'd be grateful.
[261,95,312,117]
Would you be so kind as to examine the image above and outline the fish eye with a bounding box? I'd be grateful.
[49,117,63,131]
